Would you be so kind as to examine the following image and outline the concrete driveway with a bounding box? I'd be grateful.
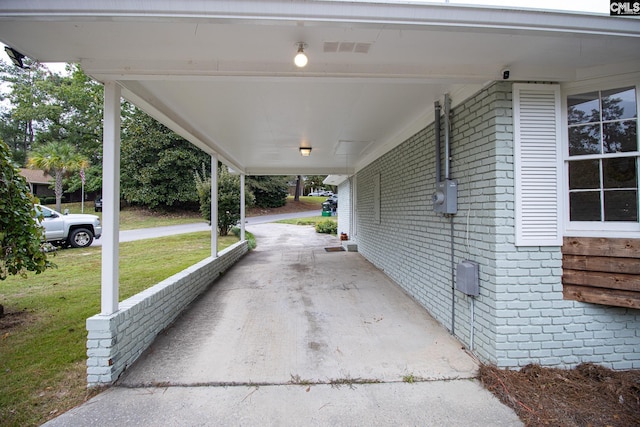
[46,223,521,426]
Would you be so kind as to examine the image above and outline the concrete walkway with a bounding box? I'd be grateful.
[45,223,521,426]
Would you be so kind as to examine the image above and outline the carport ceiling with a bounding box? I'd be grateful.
[1,1,639,174]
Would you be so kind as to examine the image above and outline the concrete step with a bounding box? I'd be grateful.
[342,240,358,252]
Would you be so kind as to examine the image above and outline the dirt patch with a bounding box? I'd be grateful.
[0,308,35,332]
[247,199,321,217]
[479,363,640,427]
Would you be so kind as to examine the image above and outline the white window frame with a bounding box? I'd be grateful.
[561,76,640,238]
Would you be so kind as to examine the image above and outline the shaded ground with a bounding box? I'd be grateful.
[479,363,640,427]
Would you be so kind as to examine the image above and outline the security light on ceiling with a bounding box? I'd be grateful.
[299,147,312,156]
[294,43,308,68]
[4,46,28,69]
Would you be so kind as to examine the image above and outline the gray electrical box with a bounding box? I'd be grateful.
[456,260,479,296]
[433,179,458,214]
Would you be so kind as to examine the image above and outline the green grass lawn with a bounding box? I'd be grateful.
[0,232,238,427]
[295,196,329,205]
[50,197,329,231]
[275,215,337,226]
[44,202,204,230]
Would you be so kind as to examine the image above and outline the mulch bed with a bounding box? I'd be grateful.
[479,363,640,426]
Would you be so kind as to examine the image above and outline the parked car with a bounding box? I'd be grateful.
[35,204,102,248]
[309,190,332,197]
[95,196,102,212]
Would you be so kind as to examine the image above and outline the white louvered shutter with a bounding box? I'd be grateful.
[513,84,562,247]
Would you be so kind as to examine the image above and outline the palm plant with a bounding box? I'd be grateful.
[27,142,89,212]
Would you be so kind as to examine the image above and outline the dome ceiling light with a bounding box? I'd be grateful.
[294,42,308,68]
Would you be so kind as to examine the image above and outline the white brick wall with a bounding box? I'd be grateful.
[86,241,249,386]
[355,82,640,369]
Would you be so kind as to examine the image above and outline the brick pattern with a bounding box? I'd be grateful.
[86,241,249,386]
[355,82,640,369]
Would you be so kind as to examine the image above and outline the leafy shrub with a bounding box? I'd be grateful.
[194,165,211,224]
[0,139,54,281]
[231,226,257,250]
[315,219,337,235]
[121,109,209,209]
[194,164,254,236]
[40,196,56,205]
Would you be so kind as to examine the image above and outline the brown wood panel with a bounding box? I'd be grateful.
[563,284,640,310]
[562,269,640,292]
[563,255,640,274]
[563,237,640,258]
[562,237,640,309]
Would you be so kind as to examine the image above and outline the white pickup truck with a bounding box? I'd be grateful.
[36,205,102,248]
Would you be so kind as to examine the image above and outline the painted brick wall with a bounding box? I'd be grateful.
[86,241,249,386]
[355,81,640,369]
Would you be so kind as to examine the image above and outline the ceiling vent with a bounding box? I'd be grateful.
[323,42,371,54]
[323,42,340,53]
[339,42,355,53]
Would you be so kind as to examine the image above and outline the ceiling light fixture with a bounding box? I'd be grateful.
[299,147,312,156]
[4,46,29,69]
[294,42,308,68]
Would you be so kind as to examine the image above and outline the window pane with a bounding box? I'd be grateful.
[568,91,599,125]
[603,120,637,153]
[569,124,600,155]
[604,190,638,221]
[603,157,637,189]
[602,87,637,121]
[569,159,600,189]
[570,192,601,221]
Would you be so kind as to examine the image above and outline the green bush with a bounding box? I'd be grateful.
[315,219,337,235]
[0,139,54,281]
[195,164,254,236]
[231,226,257,250]
[40,196,56,205]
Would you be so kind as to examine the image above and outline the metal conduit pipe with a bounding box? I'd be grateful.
[444,93,455,335]
[434,101,442,184]
[444,94,451,180]
[450,215,455,334]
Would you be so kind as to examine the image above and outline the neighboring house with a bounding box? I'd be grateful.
[19,168,54,200]
[19,168,86,203]
[1,1,637,385]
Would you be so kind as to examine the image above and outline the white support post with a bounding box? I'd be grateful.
[211,154,218,257]
[240,174,246,241]
[101,81,121,315]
